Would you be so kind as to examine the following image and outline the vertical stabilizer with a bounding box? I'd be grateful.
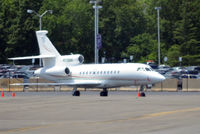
[36,30,60,56]
[36,30,61,67]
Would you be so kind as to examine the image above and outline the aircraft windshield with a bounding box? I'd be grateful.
[137,67,153,72]
[145,67,151,71]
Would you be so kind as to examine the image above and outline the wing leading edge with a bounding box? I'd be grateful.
[10,80,102,88]
[8,55,56,60]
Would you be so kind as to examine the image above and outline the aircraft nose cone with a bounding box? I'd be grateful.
[160,75,166,81]
[153,73,166,83]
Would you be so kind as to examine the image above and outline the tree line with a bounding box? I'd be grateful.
[0,0,200,66]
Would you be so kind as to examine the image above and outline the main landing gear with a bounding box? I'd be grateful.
[72,87,108,97]
[138,85,146,97]
[72,87,80,96]
[100,88,108,97]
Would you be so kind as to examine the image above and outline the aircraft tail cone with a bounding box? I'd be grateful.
[1,92,4,97]
[137,92,140,97]
[12,92,15,97]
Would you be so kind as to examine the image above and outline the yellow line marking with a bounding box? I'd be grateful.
[137,107,200,120]
[90,107,200,124]
[1,107,200,133]
[0,124,53,134]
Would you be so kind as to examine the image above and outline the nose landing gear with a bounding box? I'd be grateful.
[138,85,146,97]
[100,88,108,97]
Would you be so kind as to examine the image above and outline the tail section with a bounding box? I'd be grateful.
[9,30,76,67]
[36,30,60,56]
[36,30,61,67]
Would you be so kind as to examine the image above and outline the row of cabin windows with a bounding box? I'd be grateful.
[80,70,120,75]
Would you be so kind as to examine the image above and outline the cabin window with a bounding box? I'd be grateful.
[138,67,145,71]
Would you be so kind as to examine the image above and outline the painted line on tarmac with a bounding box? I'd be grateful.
[2,107,200,133]
[0,124,53,134]
[137,107,200,120]
[89,107,200,124]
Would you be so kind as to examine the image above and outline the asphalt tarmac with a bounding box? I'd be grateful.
[0,91,200,134]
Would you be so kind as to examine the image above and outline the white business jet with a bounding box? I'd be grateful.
[9,30,165,96]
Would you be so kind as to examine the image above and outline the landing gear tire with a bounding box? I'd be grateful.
[100,88,108,97]
[140,92,145,97]
[139,85,146,97]
[100,91,108,96]
[73,91,80,96]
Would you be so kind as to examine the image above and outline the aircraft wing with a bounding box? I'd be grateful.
[10,80,102,87]
[8,55,56,60]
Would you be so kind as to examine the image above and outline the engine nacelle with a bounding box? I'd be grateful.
[45,66,71,77]
[61,54,84,65]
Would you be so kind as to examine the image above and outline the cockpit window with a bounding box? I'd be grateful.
[137,67,154,72]
[145,67,151,71]
[137,68,141,71]
[137,67,145,71]
[149,67,154,71]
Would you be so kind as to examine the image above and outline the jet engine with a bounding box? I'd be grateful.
[45,66,72,77]
[36,54,85,77]
[61,54,84,65]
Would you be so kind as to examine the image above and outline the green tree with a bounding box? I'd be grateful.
[0,3,6,63]
[0,0,200,66]
[41,0,94,62]
[166,45,181,66]
[99,0,148,62]
[124,33,157,63]
[173,1,200,65]
[0,0,43,64]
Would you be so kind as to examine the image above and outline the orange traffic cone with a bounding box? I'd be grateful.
[12,92,15,97]
[137,92,140,97]
[1,92,4,97]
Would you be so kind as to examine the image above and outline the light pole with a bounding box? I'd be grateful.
[90,0,102,64]
[155,7,161,66]
[27,9,53,31]
[27,9,53,66]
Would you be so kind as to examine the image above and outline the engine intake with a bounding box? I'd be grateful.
[78,55,84,64]
[45,66,71,77]
[65,67,70,75]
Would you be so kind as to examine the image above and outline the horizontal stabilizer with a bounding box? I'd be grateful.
[8,55,56,60]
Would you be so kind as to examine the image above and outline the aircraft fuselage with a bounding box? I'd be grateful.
[35,63,165,88]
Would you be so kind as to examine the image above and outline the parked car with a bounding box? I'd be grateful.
[12,74,29,79]
[181,74,198,79]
